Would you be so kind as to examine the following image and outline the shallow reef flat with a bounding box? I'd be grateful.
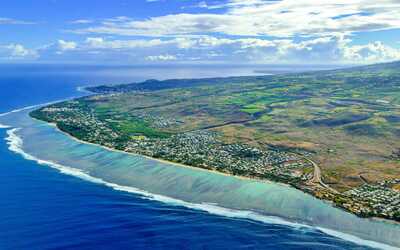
[1,110,400,249]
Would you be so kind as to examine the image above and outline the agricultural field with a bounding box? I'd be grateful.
[31,61,400,220]
[84,62,400,191]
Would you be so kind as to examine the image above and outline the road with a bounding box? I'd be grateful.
[304,157,339,194]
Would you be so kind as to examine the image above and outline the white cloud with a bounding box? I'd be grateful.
[343,41,400,62]
[61,0,400,64]
[0,44,38,59]
[240,35,400,64]
[58,40,77,51]
[70,19,93,24]
[198,0,268,9]
[195,1,208,8]
[146,54,177,61]
[37,35,400,64]
[84,37,173,49]
[72,0,400,38]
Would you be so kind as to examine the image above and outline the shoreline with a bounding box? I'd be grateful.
[35,118,400,225]
[44,120,291,189]
[6,124,400,250]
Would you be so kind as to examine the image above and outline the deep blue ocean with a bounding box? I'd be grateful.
[0,64,377,250]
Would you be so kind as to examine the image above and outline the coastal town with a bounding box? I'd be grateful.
[31,98,400,222]
[344,179,400,219]
[5,0,400,248]
[35,104,313,184]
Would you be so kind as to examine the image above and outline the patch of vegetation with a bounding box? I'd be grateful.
[112,120,170,139]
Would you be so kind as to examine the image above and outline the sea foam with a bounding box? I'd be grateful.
[4,127,398,250]
[0,124,10,129]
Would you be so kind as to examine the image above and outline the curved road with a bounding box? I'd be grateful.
[304,157,339,194]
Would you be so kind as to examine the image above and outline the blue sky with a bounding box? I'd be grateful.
[1,0,400,64]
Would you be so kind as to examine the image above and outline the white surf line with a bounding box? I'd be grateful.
[0,104,43,117]
[4,128,398,250]
[0,96,87,128]
[0,101,61,118]
[0,86,94,129]
[0,102,56,129]
[0,90,94,119]
[0,85,94,128]
[316,227,399,250]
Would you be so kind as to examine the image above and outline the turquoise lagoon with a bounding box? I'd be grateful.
[1,109,400,250]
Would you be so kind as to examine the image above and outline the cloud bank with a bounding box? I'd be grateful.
[31,35,400,64]
[73,0,400,37]
[1,0,400,64]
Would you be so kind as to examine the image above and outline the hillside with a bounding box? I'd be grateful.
[86,61,400,93]
[31,61,400,221]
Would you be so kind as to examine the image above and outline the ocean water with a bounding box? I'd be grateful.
[0,64,398,250]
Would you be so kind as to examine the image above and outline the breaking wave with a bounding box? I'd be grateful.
[0,124,10,129]
[4,127,397,250]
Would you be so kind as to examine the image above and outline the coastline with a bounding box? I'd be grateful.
[44,120,291,188]
[1,62,400,250]
[35,118,400,225]
[2,109,399,249]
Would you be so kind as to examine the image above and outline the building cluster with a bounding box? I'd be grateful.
[134,112,184,129]
[39,105,120,148]
[125,130,311,180]
[34,102,400,222]
[39,104,313,183]
[38,105,311,183]
[344,179,400,219]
